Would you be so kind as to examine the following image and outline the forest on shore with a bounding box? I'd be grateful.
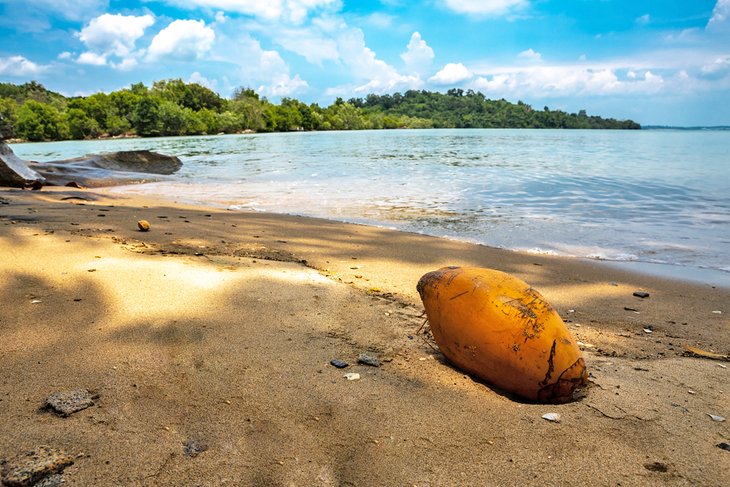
[0,79,640,142]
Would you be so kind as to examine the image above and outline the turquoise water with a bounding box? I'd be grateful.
[12,129,730,284]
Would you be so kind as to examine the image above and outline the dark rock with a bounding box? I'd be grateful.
[0,141,45,188]
[357,354,381,367]
[718,442,730,452]
[34,474,64,487]
[1,446,73,486]
[643,462,668,473]
[330,359,348,369]
[44,389,96,417]
[633,291,650,298]
[1,141,182,188]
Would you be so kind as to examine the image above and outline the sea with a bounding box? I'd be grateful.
[12,128,730,287]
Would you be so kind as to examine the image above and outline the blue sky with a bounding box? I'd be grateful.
[1,0,728,125]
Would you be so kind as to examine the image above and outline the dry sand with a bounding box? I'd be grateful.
[1,187,728,486]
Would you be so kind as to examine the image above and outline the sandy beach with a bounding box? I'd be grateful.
[1,187,728,486]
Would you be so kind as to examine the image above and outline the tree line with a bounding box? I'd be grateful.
[0,80,640,142]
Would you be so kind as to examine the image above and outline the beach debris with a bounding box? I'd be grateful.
[183,437,208,458]
[624,307,639,312]
[643,328,653,334]
[330,359,349,369]
[44,389,97,417]
[643,462,668,473]
[682,345,730,362]
[31,299,42,304]
[357,354,381,367]
[417,266,587,404]
[718,442,730,452]
[712,310,722,314]
[541,413,561,423]
[0,446,74,486]
[707,414,725,422]
[688,390,696,395]
[344,373,361,381]
[633,291,650,299]
[137,219,150,231]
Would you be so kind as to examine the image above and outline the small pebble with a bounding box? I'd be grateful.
[357,354,381,367]
[633,291,650,298]
[708,414,725,422]
[344,373,360,381]
[718,442,730,452]
[712,310,722,315]
[330,359,349,369]
[137,220,150,231]
[182,437,208,458]
[44,389,96,417]
[541,413,561,423]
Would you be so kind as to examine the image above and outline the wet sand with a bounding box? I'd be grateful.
[1,187,728,486]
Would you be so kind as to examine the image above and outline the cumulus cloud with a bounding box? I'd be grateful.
[517,48,542,62]
[158,0,339,24]
[147,19,215,61]
[429,63,473,84]
[235,35,309,97]
[701,56,730,79]
[76,13,154,68]
[440,0,527,16]
[401,32,435,75]
[77,51,107,65]
[0,55,48,76]
[189,71,218,89]
[334,27,422,93]
[79,14,154,57]
[635,14,650,25]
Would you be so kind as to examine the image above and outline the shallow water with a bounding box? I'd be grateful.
[12,128,730,285]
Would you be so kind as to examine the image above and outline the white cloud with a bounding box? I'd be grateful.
[470,64,667,98]
[334,27,423,93]
[0,0,107,22]
[701,56,730,79]
[76,13,154,69]
[58,51,72,60]
[364,12,395,29]
[517,48,541,62]
[274,28,339,65]
[0,55,48,76]
[707,0,729,29]
[429,63,473,84]
[159,0,339,24]
[147,19,215,61]
[189,71,218,89]
[79,14,154,57]
[441,0,527,16]
[235,35,309,97]
[401,32,435,75]
[77,51,107,65]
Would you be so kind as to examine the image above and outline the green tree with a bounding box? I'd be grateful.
[65,108,100,139]
[132,96,161,136]
[0,97,18,139]
[16,100,68,141]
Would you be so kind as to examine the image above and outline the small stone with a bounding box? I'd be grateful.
[643,328,653,334]
[718,442,730,452]
[137,220,150,231]
[708,414,725,422]
[357,354,381,367]
[344,373,360,381]
[633,291,650,298]
[541,413,561,423]
[182,437,208,458]
[44,389,96,417]
[329,359,348,369]
[712,310,722,315]
[34,474,64,487]
[1,446,74,487]
[643,462,668,473]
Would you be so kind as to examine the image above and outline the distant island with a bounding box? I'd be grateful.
[0,80,640,142]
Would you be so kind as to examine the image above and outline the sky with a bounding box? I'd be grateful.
[0,0,729,126]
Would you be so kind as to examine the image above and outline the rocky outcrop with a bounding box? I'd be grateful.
[0,142,45,187]
[0,141,182,188]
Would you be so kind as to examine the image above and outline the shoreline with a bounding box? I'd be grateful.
[1,187,728,486]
